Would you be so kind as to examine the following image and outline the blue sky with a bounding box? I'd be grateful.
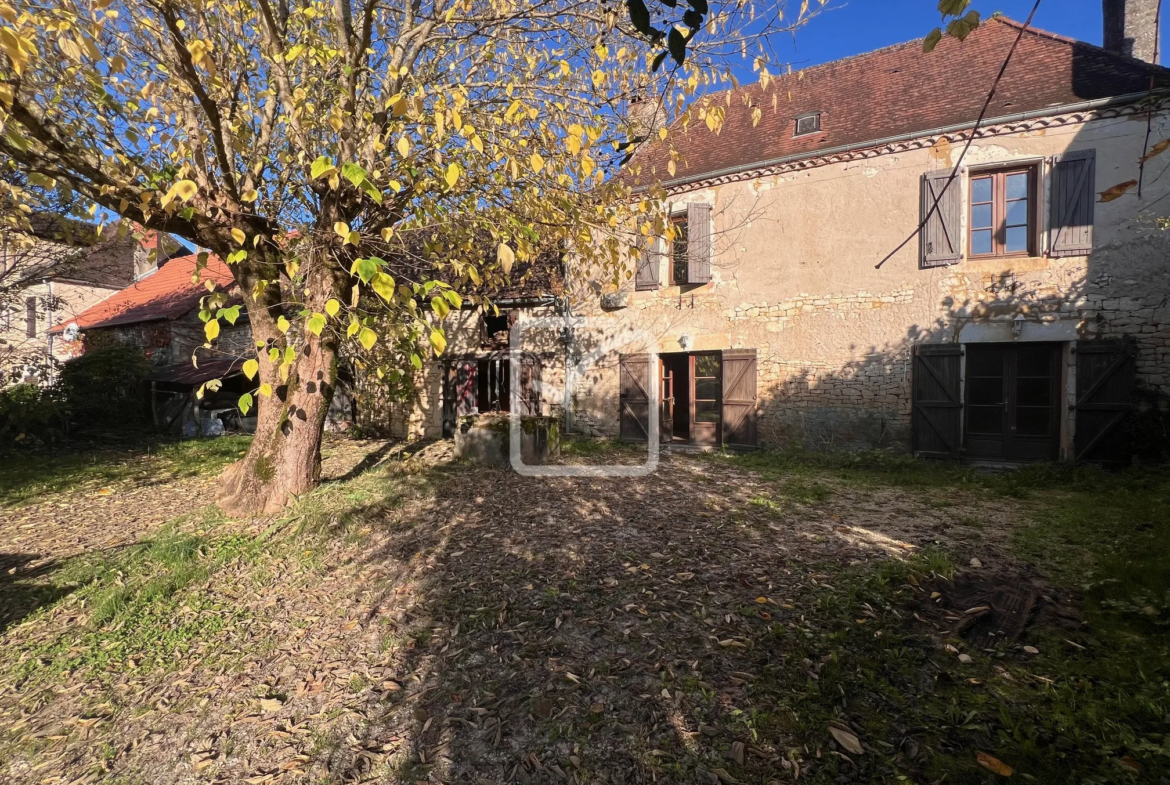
[771,0,1152,70]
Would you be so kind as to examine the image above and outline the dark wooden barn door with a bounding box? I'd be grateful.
[912,344,962,458]
[1074,339,1136,463]
[619,353,652,442]
[721,349,757,449]
[964,343,1061,462]
[442,360,478,438]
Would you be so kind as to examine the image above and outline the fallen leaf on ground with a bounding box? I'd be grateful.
[977,751,1013,776]
[829,726,864,755]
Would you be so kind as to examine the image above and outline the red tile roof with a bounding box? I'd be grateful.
[626,17,1170,186]
[50,253,234,332]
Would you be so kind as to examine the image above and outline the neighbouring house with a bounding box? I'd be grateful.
[0,218,180,385]
[399,8,1170,465]
[49,252,254,435]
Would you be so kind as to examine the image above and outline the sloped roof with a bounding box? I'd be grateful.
[50,253,234,332]
[626,17,1170,187]
[12,217,182,289]
[146,355,245,385]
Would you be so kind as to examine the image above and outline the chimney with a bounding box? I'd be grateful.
[627,94,666,141]
[1103,0,1160,63]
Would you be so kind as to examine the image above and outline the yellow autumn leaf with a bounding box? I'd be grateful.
[429,329,447,355]
[380,227,394,242]
[258,383,273,397]
[241,189,259,202]
[204,319,220,341]
[445,163,460,188]
[242,358,259,380]
[471,135,484,154]
[325,299,341,317]
[276,315,291,333]
[396,136,410,157]
[358,326,377,350]
[497,243,515,277]
[530,153,544,173]
[334,221,350,238]
[231,227,245,244]
[173,180,198,202]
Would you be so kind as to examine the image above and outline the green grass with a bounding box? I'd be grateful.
[0,435,252,507]
[723,449,1170,782]
[3,506,261,684]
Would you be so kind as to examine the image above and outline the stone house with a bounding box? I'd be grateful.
[400,10,1170,465]
[0,220,179,384]
[49,252,255,434]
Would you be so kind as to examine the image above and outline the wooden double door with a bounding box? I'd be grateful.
[619,349,757,448]
[964,343,1061,461]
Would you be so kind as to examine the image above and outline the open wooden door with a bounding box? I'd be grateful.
[912,344,962,458]
[659,358,674,443]
[721,349,757,449]
[1075,339,1136,464]
[619,353,651,442]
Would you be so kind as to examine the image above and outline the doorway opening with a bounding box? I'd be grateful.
[658,351,722,446]
[964,342,1062,462]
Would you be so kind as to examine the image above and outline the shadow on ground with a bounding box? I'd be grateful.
[0,553,69,633]
[308,455,931,784]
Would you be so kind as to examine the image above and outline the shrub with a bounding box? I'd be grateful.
[0,383,68,450]
[57,345,149,429]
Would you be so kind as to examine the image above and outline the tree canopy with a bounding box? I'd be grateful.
[0,0,810,512]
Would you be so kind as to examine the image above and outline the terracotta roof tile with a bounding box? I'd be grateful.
[627,17,1170,186]
[50,253,234,332]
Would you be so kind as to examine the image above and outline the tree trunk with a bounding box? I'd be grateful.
[216,247,345,516]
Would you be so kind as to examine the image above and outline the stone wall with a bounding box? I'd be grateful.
[557,104,1170,454]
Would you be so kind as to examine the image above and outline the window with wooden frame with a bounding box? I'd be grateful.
[968,165,1038,258]
[668,213,689,285]
[794,112,821,137]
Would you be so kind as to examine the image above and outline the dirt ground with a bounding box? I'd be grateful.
[0,438,1065,784]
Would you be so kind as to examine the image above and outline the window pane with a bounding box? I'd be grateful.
[695,400,721,422]
[1016,345,1053,374]
[1017,377,1051,407]
[968,377,1003,406]
[971,203,993,229]
[971,177,992,203]
[695,378,720,401]
[695,355,720,376]
[673,256,688,285]
[967,406,1003,435]
[971,229,993,255]
[1005,199,1029,227]
[966,348,1003,376]
[1006,172,1029,199]
[1005,226,1028,253]
[1015,406,1051,436]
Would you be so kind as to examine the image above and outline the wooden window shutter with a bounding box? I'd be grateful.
[920,170,961,268]
[634,234,660,290]
[687,202,712,283]
[911,344,962,457]
[1049,149,1095,258]
[721,349,757,448]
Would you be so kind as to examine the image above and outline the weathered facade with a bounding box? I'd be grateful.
[550,16,1170,461]
[51,253,255,435]
[0,222,178,384]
